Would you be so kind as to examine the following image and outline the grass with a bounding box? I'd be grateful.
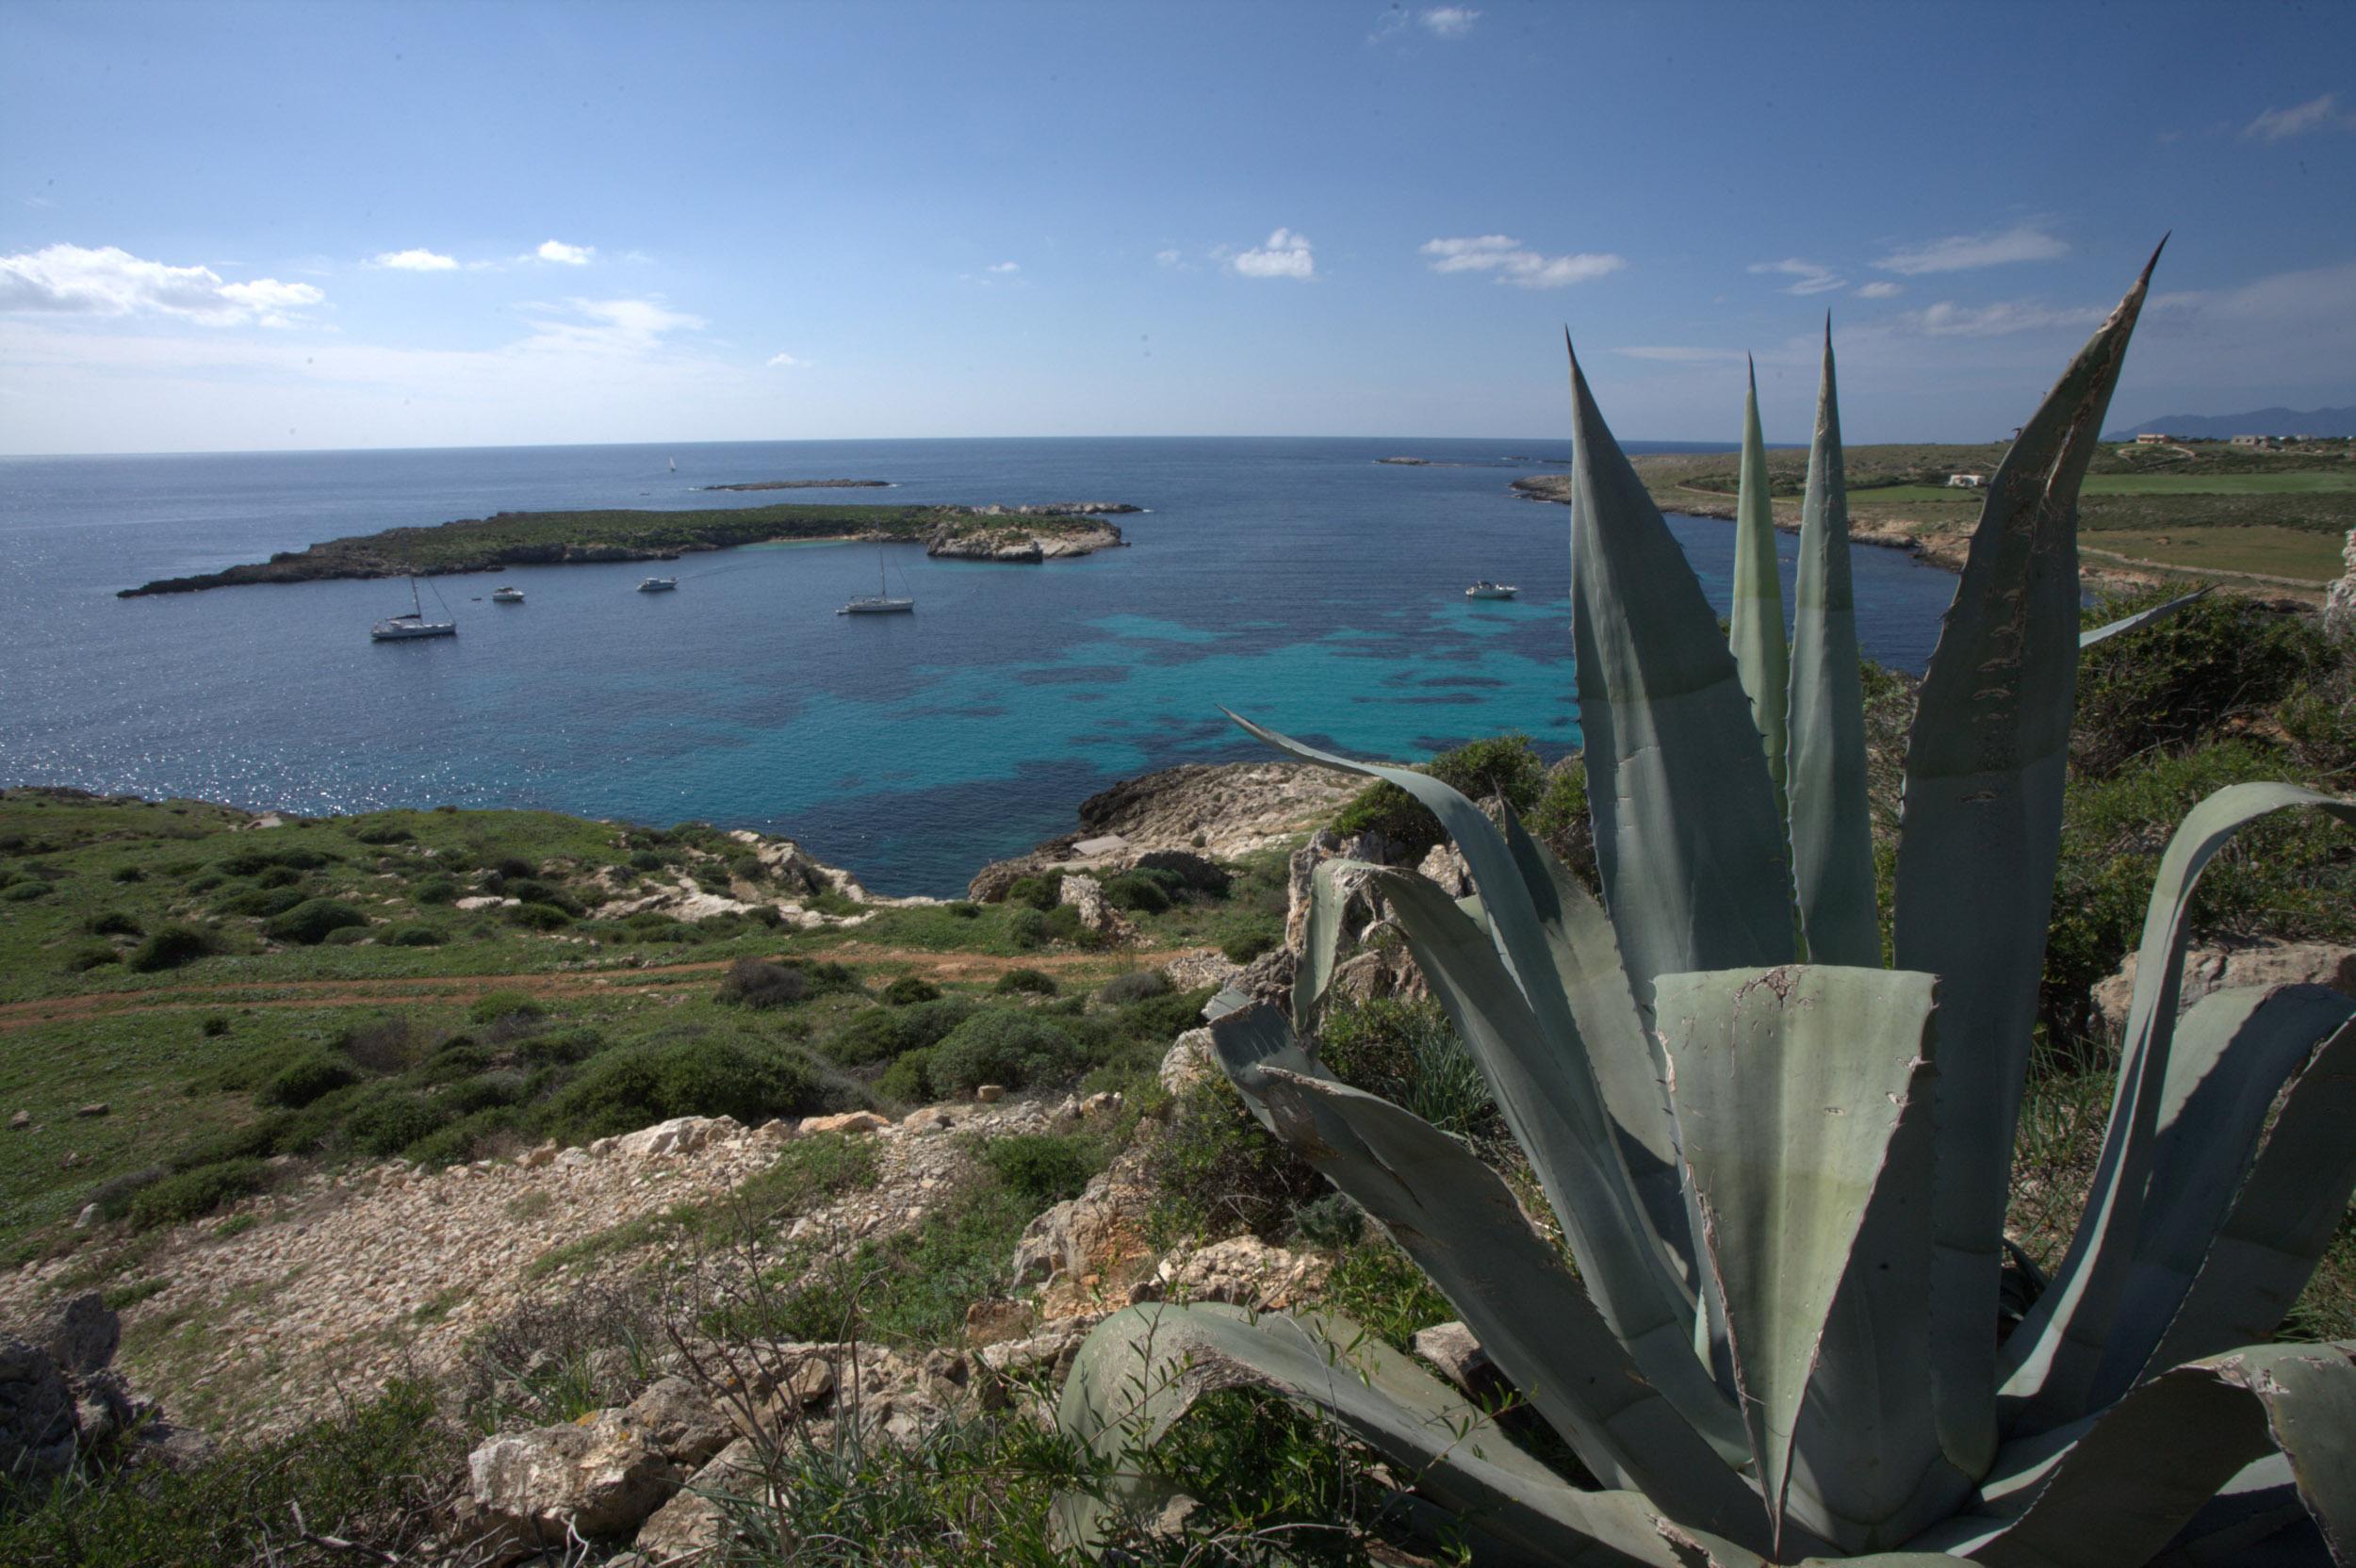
[2080,527,2348,581]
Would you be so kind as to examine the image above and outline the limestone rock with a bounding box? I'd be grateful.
[1412,1321,1507,1403]
[961,1297,1039,1348]
[1415,841,1474,899]
[466,1411,682,1549]
[623,1377,732,1468]
[1158,1029,1217,1097]
[8,1111,28,1130]
[2324,527,2356,642]
[1158,1236,1329,1311]
[799,1111,890,1136]
[1056,874,1136,942]
[634,1435,766,1562]
[34,1292,120,1375]
[2091,941,2356,1037]
[974,1084,1005,1103]
[74,1102,109,1119]
[615,1116,741,1160]
[1010,1170,1131,1290]
[0,1337,78,1485]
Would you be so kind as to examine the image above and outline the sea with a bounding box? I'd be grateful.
[0,438,1968,896]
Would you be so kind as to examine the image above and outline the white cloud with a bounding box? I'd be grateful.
[987,261,1020,274]
[1856,280,1904,300]
[1750,257,1844,296]
[1420,6,1480,36]
[2243,93,2352,142]
[0,243,323,326]
[1901,299,2105,337]
[1154,249,1184,268]
[1422,234,1624,288]
[1232,228,1316,280]
[1873,223,2068,275]
[1614,346,1745,363]
[533,239,594,266]
[765,351,802,368]
[515,296,704,355]
[371,248,458,271]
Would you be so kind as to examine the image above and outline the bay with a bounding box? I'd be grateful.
[0,437,1964,894]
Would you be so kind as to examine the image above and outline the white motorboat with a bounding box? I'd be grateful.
[372,578,456,640]
[1465,580,1518,600]
[637,577,679,593]
[491,585,525,603]
[839,555,913,615]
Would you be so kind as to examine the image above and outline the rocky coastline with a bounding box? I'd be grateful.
[695,479,892,491]
[115,500,1136,596]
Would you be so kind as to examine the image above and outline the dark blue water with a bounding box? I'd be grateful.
[0,439,1963,894]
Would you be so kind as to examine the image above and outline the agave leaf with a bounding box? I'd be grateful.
[1497,806,1698,1290]
[1294,857,1374,1035]
[1353,869,1747,1459]
[1652,964,1939,1551]
[1223,1051,1782,1550]
[1051,1302,1759,1567]
[1890,244,2163,1474]
[1564,336,1795,999]
[1916,1341,2356,1566]
[1783,323,1880,968]
[2145,1455,2314,1568]
[2088,988,2356,1408]
[2004,782,2356,1431]
[2079,585,2214,650]
[2148,1010,2356,1377]
[1731,357,1792,822]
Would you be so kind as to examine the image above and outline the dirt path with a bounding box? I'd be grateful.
[0,943,1207,1033]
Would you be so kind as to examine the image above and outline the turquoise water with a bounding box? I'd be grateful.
[0,438,1965,893]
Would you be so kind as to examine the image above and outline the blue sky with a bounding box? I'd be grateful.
[3,0,2352,454]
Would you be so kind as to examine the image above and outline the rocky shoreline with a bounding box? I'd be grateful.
[695,479,892,492]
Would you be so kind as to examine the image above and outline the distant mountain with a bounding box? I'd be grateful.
[2105,406,2356,440]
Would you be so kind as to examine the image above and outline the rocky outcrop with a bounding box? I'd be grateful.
[924,520,1124,563]
[968,760,1356,900]
[1156,1236,1330,1310]
[1055,874,1136,942]
[0,1293,204,1491]
[2090,940,2356,1037]
[2325,527,2356,641]
[466,1410,685,1552]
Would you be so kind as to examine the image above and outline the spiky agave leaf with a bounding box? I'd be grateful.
[2079,585,2214,650]
[1784,323,1880,968]
[1732,356,1792,824]
[1565,335,1795,1001]
[2004,781,2356,1431]
[1891,242,2163,1475]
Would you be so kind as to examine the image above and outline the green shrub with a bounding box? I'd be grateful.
[979,1133,1104,1206]
[2,880,49,903]
[993,967,1058,997]
[539,1034,859,1143]
[261,1054,360,1109]
[1102,871,1174,914]
[214,884,305,918]
[1112,984,1216,1046]
[1004,874,1059,910]
[629,849,667,872]
[221,844,337,875]
[718,957,809,1008]
[345,1089,457,1157]
[412,875,459,905]
[1098,969,1171,1005]
[1319,995,1495,1139]
[201,1014,231,1037]
[2073,588,2333,778]
[86,909,143,938]
[877,1048,935,1102]
[109,864,146,883]
[129,923,215,972]
[1289,1191,1366,1250]
[1220,927,1278,964]
[882,974,941,1005]
[251,865,302,890]
[62,940,123,972]
[820,1007,911,1066]
[264,897,369,945]
[947,900,982,919]
[1527,756,1597,889]
[439,1070,530,1117]
[469,990,545,1025]
[1006,906,1049,950]
[518,1025,602,1068]
[128,1159,274,1229]
[1330,732,1547,860]
[89,1166,168,1223]
[503,901,571,931]
[322,924,369,946]
[490,856,537,882]
[351,823,414,844]
[388,924,444,946]
[930,1010,1080,1093]
[1144,1078,1323,1246]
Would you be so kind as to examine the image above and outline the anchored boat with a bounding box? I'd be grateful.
[839,556,913,615]
[491,585,525,604]
[1464,580,1518,600]
[371,577,456,640]
[637,577,679,593]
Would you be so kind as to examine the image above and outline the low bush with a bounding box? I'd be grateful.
[1004,874,1061,911]
[1102,870,1176,914]
[387,924,444,946]
[264,897,369,945]
[221,844,337,875]
[351,823,414,844]
[2073,589,2333,778]
[539,1034,859,1144]
[1219,927,1278,965]
[877,1048,934,1102]
[490,856,537,882]
[718,957,809,1009]
[62,940,123,972]
[881,974,941,1005]
[1143,1077,1323,1247]
[1006,906,1049,950]
[929,1010,1081,1094]
[261,1054,360,1109]
[1097,969,1171,1005]
[978,1133,1103,1206]
[85,909,142,938]
[469,990,545,1025]
[127,1158,275,1229]
[344,1088,457,1157]
[820,1007,910,1067]
[1330,732,1547,861]
[339,1016,417,1073]
[412,875,459,905]
[518,1025,602,1068]
[505,901,573,931]
[947,900,982,919]
[0,880,48,903]
[1319,995,1495,1138]
[89,1166,168,1223]
[993,967,1058,997]
[128,922,214,972]
[109,864,146,883]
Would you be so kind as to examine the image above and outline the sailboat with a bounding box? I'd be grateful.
[371,577,457,640]
[839,555,913,615]
[667,456,677,474]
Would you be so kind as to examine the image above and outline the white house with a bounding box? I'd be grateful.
[1946,473,1987,488]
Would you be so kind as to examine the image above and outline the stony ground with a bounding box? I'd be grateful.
[0,1096,1073,1439]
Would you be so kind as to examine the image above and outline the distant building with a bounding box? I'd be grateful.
[2230,434,2277,449]
[1946,473,1987,488]
[2135,432,2172,444]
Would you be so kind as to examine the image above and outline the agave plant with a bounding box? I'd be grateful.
[1054,248,2356,1565]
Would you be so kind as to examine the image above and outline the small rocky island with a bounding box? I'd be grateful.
[695,479,893,492]
[116,499,1138,596]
